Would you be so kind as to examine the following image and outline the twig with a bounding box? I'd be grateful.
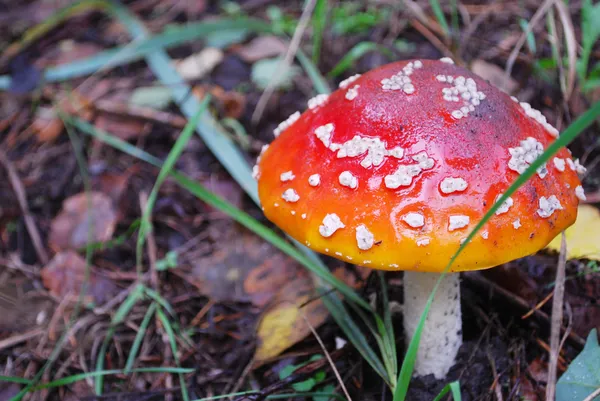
[546,232,567,401]
[302,313,352,401]
[0,328,44,351]
[521,291,553,319]
[553,0,577,101]
[582,387,600,401]
[0,148,49,264]
[251,0,317,124]
[505,0,555,79]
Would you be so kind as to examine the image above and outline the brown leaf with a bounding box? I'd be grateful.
[94,113,150,141]
[41,250,116,304]
[471,59,518,94]
[31,106,64,143]
[235,36,288,63]
[253,276,329,364]
[90,167,135,206]
[189,231,304,307]
[49,191,117,251]
[193,85,246,119]
[33,92,93,143]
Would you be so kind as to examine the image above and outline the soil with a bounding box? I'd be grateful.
[0,1,599,400]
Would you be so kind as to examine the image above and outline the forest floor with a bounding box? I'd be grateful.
[0,1,599,400]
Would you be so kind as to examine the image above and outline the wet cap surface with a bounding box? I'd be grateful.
[256,59,583,272]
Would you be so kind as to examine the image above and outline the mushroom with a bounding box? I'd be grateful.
[254,59,583,379]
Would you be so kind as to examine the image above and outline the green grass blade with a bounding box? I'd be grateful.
[432,381,462,401]
[95,283,145,395]
[429,0,450,37]
[321,294,390,385]
[295,49,331,94]
[0,368,195,389]
[311,0,328,64]
[378,272,398,388]
[135,95,210,274]
[328,42,393,78]
[124,302,157,372]
[37,367,194,390]
[143,287,175,315]
[0,377,32,385]
[156,307,189,401]
[395,102,600,401]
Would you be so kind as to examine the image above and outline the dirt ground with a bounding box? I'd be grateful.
[0,1,599,400]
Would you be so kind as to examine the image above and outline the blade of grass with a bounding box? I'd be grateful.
[0,377,32,385]
[311,0,327,64]
[328,42,393,78]
[432,381,462,401]
[321,294,391,385]
[135,95,210,275]
[124,302,157,372]
[38,367,194,389]
[94,283,145,395]
[378,272,398,388]
[156,307,189,401]
[395,102,600,401]
[429,0,450,38]
[0,368,195,388]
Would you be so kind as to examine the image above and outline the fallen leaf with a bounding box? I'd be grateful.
[192,85,246,119]
[90,168,134,206]
[471,59,518,94]
[557,329,600,401]
[49,191,117,251]
[174,48,224,81]
[41,250,116,305]
[234,36,288,63]
[129,86,173,110]
[546,205,600,261]
[32,92,93,143]
[31,106,64,142]
[94,113,149,141]
[251,57,300,90]
[189,231,304,307]
[254,276,329,364]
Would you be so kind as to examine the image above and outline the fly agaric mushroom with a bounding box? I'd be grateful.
[254,59,583,379]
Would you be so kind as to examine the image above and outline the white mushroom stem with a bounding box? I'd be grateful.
[403,271,462,379]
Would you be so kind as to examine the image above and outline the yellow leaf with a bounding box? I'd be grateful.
[546,205,600,261]
[253,277,329,364]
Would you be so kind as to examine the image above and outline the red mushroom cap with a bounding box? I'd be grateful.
[255,59,583,272]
